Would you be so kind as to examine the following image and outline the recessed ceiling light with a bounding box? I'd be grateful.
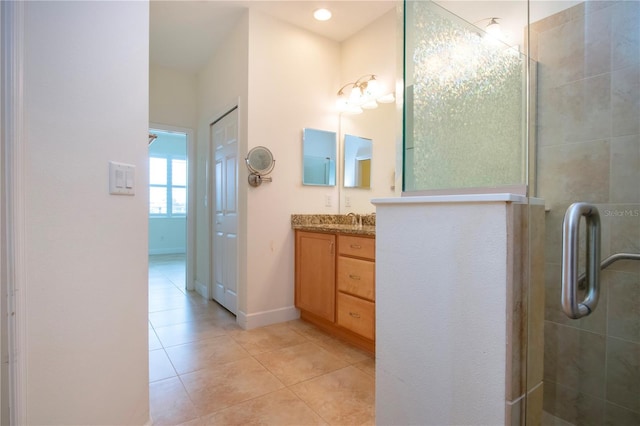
[313,8,332,21]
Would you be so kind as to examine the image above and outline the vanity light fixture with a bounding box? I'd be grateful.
[313,8,332,21]
[473,17,505,40]
[485,17,502,37]
[336,74,395,115]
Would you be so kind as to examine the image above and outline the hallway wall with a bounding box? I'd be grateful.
[244,10,341,325]
[22,2,149,423]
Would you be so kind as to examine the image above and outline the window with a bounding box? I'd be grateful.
[149,156,186,216]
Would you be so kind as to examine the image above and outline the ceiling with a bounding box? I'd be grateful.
[150,0,398,73]
[150,0,577,74]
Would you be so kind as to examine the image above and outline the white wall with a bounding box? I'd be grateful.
[340,8,400,213]
[196,12,249,308]
[149,217,186,254]
[192,8,399,327]
[150,66,197,130]
[244,11,340,325]
[374,195,515,425]
[22,2,149,424]
[0,3,9,423]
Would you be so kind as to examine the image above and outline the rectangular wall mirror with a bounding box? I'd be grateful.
[302,128,336,186]
[343,134,372,189]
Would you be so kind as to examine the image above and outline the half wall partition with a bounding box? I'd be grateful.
[390,0,639,424]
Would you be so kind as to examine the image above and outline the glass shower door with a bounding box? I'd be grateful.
[531,1,640,424]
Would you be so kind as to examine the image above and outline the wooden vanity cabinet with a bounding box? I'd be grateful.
[295,231,336,322]
[336,235,375,341]
[295,229,375,353]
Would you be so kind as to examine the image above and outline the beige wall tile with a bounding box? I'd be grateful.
[562,75,611,142]
[610,135,640,203]
[543,380,605,426]
[612,65,640,137]
[607,271,640,343]
[530,5,573,34]
[536,0,639,421]
[505,397,523,426]
[526,383,544,426]
[538,140,611,206]
[536,87,564,147]
[604,402,640,426]
[537,20,584,88]
[507,203,527,402]
[584,5,612,78]
[609,210,640,274]
[544,323,606,398]
[606,337,640,412]
[612,1,640,70]
[527,205,546,389]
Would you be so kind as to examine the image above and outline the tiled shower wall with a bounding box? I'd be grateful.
[532,1,640,424]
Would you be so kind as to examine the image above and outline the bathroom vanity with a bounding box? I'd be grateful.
[292,215,376,353]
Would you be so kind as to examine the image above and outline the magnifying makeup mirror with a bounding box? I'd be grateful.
[246,146,275,187]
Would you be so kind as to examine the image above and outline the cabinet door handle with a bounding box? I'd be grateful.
[350,244,362,249]
[349,312,361,319]
[349,274,361,280]
[329,241,334,254]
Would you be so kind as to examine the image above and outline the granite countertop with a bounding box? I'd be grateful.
[291,214,375,236]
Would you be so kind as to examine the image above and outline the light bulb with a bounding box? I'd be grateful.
[313,9,332,21]
[364,77,379,97]
[362,100,378,109]
[345,105,363,115]
[336,98,349,112]
[485,18,502,38]
[377,93,395,104]
[349,86,362,104]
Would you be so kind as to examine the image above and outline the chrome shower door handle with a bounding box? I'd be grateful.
[562,202,601,319]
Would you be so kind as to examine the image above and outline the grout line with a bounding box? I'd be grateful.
[149,256,375,425]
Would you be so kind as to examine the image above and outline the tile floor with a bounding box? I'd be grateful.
[149,254,376,426]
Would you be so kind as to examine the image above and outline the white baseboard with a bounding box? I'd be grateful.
[148,248,186,255]
[195,280,209,299]
[237,306,300,330]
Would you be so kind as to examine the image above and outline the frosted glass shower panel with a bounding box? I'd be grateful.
[404,1,527,192]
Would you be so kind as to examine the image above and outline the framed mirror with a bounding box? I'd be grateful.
[302,128,336,186]
[343,134,372,189]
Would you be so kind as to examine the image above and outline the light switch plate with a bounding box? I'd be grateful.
[109,161,135,195]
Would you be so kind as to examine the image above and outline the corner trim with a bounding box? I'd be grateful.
[1,1,27,423]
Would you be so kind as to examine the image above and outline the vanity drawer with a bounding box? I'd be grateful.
[338,235,375,260]
[337,292,375,340]
[337,257,375,301]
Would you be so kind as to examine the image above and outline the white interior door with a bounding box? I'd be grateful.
[211,108,238,315]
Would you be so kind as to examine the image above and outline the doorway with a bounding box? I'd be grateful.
[148,125,195,292]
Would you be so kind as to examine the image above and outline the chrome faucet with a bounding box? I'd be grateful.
[346,212,362,228]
